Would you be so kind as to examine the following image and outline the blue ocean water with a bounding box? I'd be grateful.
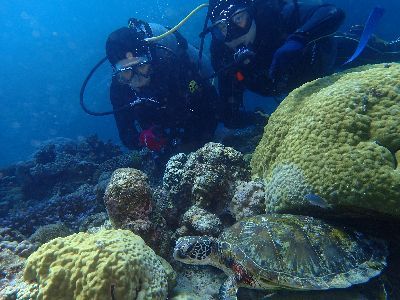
[0,1,399,299]
[0,0,399,166]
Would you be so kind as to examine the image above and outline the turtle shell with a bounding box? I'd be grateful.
[219,214,388,290]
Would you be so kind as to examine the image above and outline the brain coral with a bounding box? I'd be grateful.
[251,63,400,218]
[24,229,175,300]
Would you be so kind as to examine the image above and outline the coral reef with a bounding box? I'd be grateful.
[0,136,142,237]
[251,63,400,219]
[0,227,36,258]
[162,143,250,237]
[263,164,313,214]
[170,265,224,300]
[28,223,73,246]
[216,124,265,155]
[78,212,109,232]
[0,171,24,216]
[24,229,175,300]
[94,171,113,205]
[1,184,101,235]
[104,168,171,257]
[230,180,265,220]
[0,249,26,296]
[96,151,140,175]
[104,168,153,229]
[163,143,250,211]
[180,206,222,236]
[0,227,37,300]
[16,136,121,200]
[0,135,186,297]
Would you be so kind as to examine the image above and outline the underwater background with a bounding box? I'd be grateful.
[0,0,399,167]
[1,1,400,299]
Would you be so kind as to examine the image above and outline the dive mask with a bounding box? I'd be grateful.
[112,55,153,85]
[210,8,253,43]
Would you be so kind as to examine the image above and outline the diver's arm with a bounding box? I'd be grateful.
[113,110,140,150]
[110,80,140,150]
[287,4,346,42]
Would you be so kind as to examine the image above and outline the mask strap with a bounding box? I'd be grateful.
[128,18,153,39]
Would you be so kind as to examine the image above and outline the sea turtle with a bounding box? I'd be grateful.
[173,214,388,300]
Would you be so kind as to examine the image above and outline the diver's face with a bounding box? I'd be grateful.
[211,8,253,43]
[127,63,152,91]
[231,9,251,29]
[114,52,152,91]
[225,20,256,49]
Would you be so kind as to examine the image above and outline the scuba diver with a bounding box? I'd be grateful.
[105,18,219,154]
[203,0,400,128]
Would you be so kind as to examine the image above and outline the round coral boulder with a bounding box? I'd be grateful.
[163,143,250,213]
[251,63,400,219]
[104,168,152,229]
[24,230,175,300]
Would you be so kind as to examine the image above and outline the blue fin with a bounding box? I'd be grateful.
[343,6,385,65]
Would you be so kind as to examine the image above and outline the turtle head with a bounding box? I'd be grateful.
[173,236,217,265]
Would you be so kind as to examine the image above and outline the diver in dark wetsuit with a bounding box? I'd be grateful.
[106,19,218,154]
[205,0,400,128]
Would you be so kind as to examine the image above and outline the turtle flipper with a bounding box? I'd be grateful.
[219,275,238,300]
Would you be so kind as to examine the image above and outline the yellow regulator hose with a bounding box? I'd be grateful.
[145,3,209,42]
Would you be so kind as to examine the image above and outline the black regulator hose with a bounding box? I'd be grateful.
[79,56,116,116]
[198,12,210,72]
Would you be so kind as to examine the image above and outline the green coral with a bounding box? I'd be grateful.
[251,63,400,218]
[262,164,312,213]
[24,229,175,300]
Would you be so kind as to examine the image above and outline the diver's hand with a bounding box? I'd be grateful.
[234,46,255,65]
[268,36,306,81]
[139,126,167,152]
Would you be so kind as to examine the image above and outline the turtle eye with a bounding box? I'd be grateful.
[175,249,187,260]
[186,243,195,256]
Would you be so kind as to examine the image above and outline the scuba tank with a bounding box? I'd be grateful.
[150,23,214,78]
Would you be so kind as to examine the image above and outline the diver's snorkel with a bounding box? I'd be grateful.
[80,3,209,116]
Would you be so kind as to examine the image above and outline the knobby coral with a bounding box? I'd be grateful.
[24,229,175,300]
[251,63,400,218]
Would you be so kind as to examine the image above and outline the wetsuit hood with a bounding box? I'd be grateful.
[106,20,153,65]
[209,0,253,23]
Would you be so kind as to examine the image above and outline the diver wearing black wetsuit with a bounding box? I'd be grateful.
[208,0,345,127]
[107,19,218,152]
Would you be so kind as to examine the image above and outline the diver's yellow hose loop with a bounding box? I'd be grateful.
[145,3,209,42]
